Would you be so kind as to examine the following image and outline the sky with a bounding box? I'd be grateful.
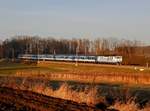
[0,0,150,44]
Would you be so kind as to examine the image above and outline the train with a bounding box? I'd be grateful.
[18,54,123,64]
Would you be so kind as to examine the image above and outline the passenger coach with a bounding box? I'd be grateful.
[18,54,122,64]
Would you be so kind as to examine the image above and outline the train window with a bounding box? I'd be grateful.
[72,56,75,59]
[81,57,84,59]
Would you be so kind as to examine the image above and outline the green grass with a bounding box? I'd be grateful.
[0,60,150,76]
[39,61,150,74]
[0,61,66,75]
[0,61,29,75]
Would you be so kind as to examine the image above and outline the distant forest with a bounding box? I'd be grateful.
[0,36,150,66]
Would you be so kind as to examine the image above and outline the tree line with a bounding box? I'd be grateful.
[0,36,149,65]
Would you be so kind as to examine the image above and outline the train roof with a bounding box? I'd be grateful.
[19,54,122,57]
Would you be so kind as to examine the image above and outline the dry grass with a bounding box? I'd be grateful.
[15,70,150,85]
[23,82,101,105]
[0,77,149,111]
[111,101,139,111]
[111,101,150,111]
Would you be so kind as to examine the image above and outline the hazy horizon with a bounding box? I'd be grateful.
[0,0,150,44]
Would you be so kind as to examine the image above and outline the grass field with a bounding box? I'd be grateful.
[38,61,150,73]
[0,60,150,85]
[0,60,150,110]
[1,60,150,74]
[0,61,65,75]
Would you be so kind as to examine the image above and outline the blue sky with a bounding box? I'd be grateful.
[0,0,150,44]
